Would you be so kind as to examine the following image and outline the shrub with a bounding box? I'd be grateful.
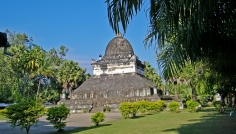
[213,101,221,111]
[186,100,199,112]
[156,100,167,111]
[119,102,130,119]
[146,102,161,114]
[3,99,46,134]
[168,101,180,112]
[91,112,105,126]
[46,104,70,131]
[131,102,139,117]
[119,102,138,119]
[0,108,7,115]
[136,101,149,115]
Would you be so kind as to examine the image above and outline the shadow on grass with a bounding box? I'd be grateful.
[130,115,145,119]
[0,119,81,134]
[52,124,112,134]
[162,110,236,134]
[198,107,217,112]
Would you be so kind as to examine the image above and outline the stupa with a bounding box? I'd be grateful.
[61,34,160,112]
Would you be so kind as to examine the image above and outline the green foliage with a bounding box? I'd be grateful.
[144,62,164,90]
[2,99,46,134]
[119,102,138,119]
[46,104,70,131]
[90,112,105,126]
[156,100,167,111]
[197,94,210,104]
[0,31,89,104]
[168,101,180,112]
[136,101,149,115]
[57,60,87,99]
[119,101,166,118]
[186,100,199,113]
[40,88,59,103]
[213,101,221,112]
[130,102,139,117]
[107,0,236,82]
[146,102,162,114]
[0,109,7,115]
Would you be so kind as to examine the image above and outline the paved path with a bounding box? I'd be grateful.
[0,112,121,134]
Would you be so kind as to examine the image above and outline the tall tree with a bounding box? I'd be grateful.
[57,60,87,99]
[144,62,164,91]
[30,58,56,99]
[47,46,68,66]
[0,31,78,103]
[6,32,33,97]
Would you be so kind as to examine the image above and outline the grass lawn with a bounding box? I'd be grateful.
[61,107,236,134]
[0,115,6,120]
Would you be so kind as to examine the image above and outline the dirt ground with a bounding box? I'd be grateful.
[0,112,121,134]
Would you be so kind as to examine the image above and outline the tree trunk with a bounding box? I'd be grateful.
[26,127,30,134]
[36,78,41,99]
[190,82,196,101]
[220,96,225,113]
[174,84,178,100]
[69,87,72,99]
[174,81,178,101]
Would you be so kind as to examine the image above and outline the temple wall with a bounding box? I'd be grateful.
[59,95,160,113]
[93,63,135,75]
[93,63,144,76]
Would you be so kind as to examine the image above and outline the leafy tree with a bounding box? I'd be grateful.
[90,112,105,126]
[30,58,56,99]
[47,46,68,66]
[40,87,59,103]
[144,62,164,91]
[164,61,215,101]
[2,99,46,134]
[0,30,91,105]
[57,60,87,99]
[0,51,15,102]
[23,45,46,73]
[0,31,66,102]
[5,32,34,98]
[46,104,70,131]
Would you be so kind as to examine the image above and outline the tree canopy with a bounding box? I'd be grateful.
[0,31,90,103]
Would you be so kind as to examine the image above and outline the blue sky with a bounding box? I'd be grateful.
[0,0,159,75]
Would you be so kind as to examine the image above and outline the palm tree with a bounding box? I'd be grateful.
[30,59,56,99]
[106,0,236,81]
[24,45,46,73]
[144,62,164,91]
[57,60,87,99]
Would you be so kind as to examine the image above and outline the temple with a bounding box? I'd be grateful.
[60,34,160,112]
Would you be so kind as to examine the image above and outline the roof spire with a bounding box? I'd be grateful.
[116,32,122,37]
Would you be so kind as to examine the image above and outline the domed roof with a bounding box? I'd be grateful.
[103,33,134,60]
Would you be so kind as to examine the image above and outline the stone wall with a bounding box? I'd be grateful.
[59,95,160,113]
